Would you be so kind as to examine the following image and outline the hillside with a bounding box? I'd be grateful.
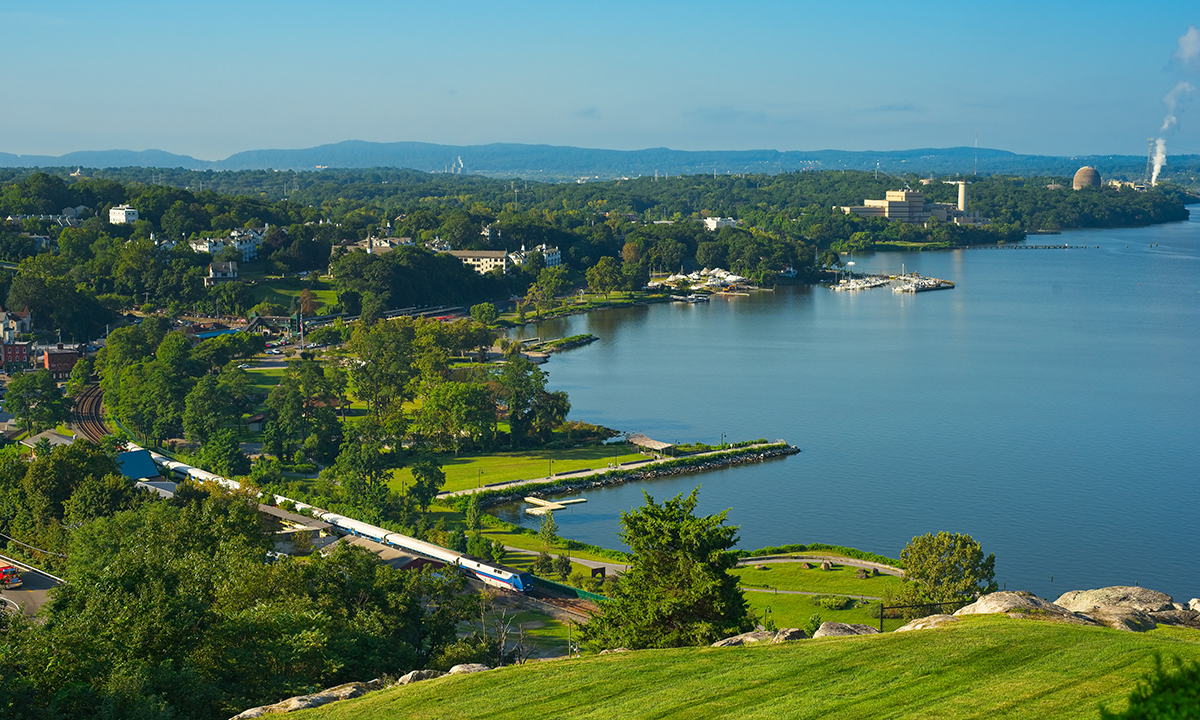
[3,142,1198,185]
[291,615,1200,720]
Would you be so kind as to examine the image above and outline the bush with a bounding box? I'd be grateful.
[816,595,854,611]
[1100,655,1200,719]
[804,613,822,637]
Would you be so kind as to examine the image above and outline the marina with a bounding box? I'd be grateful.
[828,272,954,293]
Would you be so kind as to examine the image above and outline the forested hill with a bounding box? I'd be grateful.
[3,141,1198,186]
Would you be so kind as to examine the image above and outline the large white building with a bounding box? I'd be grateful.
[702,217,739,231]
[509,244,562,268]
[109,204,139,224]
[841,188,983,226]
[190,228,263,262]
[447,249,509,274]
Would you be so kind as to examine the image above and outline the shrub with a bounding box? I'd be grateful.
[804,613,822,637]
[816,595,854,611]
[1100,655,1200,719]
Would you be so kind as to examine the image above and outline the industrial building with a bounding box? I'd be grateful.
[1073,166,1102,190]
[841,183,983,226]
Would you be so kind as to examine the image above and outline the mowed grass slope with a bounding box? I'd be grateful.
[295,616,1200,720]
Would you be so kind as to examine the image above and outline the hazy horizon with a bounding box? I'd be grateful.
[3,2,1198,161]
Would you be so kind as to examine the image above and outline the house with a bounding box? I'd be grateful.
[20,430,75,456]
[109,204,139,224]
[1,341,31,366]
[191,229,262,262]
[702,217,739,231]
[43,344,79,380]
[509,244,562,268]
[0,309,32,342]
[205,261,238,286]
[446,249,509,274]
[246,413,266,432]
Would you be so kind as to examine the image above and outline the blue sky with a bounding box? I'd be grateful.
[2,1,1198,159]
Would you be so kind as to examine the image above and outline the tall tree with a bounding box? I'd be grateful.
[580,488,751,649]
[894,531,997,614]
[4,369,68,434]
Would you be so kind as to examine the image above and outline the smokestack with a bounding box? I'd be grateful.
[957,182,967,212]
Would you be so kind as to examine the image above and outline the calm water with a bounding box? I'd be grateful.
[500,216,1200,602]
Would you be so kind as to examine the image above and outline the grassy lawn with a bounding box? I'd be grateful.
[296,615,1200,720]
[244,365,287,394]
[470,608,572,657]
[742,590,881,631]
[248,277,339,312]
[732,563,902,598]
[391,446,647,494]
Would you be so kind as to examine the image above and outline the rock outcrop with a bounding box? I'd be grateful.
[894,614,959,633]
[230,682,373,718]
[396,669,443,685]
[711,631,776,647]
[1055,586,1174,614]
[772,628,809,642]
[598,648,630,655]
[447,663,490,675]
[954,592,1099,625]
[812,622,880,638]
[1190,598,1200,612]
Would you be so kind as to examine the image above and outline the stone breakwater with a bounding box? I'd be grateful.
[478,445,800,508]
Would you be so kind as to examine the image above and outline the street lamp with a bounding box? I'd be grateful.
[477,470,482,489]
[721,432,725,449]
[548,459,554,477]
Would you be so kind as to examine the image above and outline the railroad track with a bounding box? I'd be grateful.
[72,385,112,442]
[527,589,598,623]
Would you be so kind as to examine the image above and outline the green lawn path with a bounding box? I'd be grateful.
[392,446,647,494]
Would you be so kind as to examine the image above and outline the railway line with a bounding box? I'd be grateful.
[72,385,111,442]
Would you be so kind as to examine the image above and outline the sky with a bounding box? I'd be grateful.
[2,1,1198,160]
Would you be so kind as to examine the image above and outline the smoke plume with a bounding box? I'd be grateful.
[1151,138,1167,185]
[1160,80,1195,132]
[1173,25,1200,71]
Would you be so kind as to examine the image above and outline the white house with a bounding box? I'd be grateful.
[702,217,738,231]
[109,204,139,224]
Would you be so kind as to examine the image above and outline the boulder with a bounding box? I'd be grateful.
[855,568,869,579]
[1054,586,1175,614]
[711,630,776,647]
[812,622,880,638]
[1149,609,1200,629]
[954,592,1098,625]
[229,682,368,718]
[820,561,833,571]
[1190,599,1200,612]
[799,562,811,570]
[598,648,630,655]
[396,669,443,685]
[772,628,808,642]
[894,614,959,633]
[447,664,490,675]
[754,564,769,571]
[1081,607,1158,632]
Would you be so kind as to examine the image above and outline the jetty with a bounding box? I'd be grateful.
[524,496,588,516]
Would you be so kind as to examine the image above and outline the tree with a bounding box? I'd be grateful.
[409,455,446,514]
[580,488,751,649]
[894,531,997,614]
[465,493,483,532]
[65,356,94,398]
[469,302,498,326]
[183,374,232,445]
[538,509,558,552]
[585,256,621,298]
[299,287,320,315]
[4,369,69,434]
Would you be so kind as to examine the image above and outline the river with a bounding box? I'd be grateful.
[498,215,1200,602]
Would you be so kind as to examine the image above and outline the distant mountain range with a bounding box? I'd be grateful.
[2,140,1195,181]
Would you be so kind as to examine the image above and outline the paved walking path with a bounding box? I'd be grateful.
[440,441,788,499]
[741,586,883,600]
[738,555,904,577]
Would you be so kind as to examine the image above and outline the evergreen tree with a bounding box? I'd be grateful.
[580,488,751,649]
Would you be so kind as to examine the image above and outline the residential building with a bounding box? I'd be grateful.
[1,341,31,366]
[109,204,139,224]
[702,217,739,231]
[190,228,262,262]
[43,344,79,380]
[446,249,509,274]
[508,244,562,268]
[205,261,239,286]
[0,309,32,342]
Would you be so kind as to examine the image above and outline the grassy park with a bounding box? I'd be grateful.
[295,616,1200,720]
[732,562,902,597]
[391,446,647,494]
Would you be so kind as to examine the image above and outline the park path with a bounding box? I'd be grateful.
[741,586,883,600]
[439,441,787,500]
[738,555,904,577]
[504,545,629,576]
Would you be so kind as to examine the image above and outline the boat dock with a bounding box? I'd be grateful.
[892,273,955,293]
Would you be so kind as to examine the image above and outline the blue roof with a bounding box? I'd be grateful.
[194,328,242,340]
[117,449,161,480]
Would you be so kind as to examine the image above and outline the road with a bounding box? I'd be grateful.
[0,553,64,617]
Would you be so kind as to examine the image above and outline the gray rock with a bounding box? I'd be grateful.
[598,648,630,655]
[1054,586,1175,614]
[229,682,368,718]
[1149,609,1200,629]
[812,622,880,638]
[771,628,808,642]
[820,561,833,571]
[711,630,776,647]
[894,614,959,633]
[396,669,444,685]
[447,663,490,675]
[1189,598,1200,612]
[1080,607,1158,632]
[954,592,1098,625]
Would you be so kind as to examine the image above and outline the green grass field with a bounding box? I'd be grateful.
[294,615,1200,720]
[732,563,902,598]
[247,277,339,313]
[390,446,647,494]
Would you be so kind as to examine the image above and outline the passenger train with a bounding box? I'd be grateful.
[143,447,534,593]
